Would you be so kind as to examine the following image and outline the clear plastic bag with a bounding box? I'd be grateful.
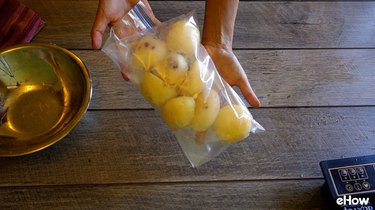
[102,2,264,167]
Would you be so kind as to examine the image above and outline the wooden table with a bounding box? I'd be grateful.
[1,0,375,209]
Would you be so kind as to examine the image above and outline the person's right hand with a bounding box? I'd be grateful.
[91,0,159,80]
[92,0,158,50]
[91,0,137,49]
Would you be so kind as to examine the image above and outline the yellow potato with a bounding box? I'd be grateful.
[165,19,200,59]
[179,60,205,97]
[191,90,220,132]
[158,53,188,86]
[140,72,177,107]
[161,96,195,129]
[132,35,167,70]
[214,104,253,143]
[125,55,146,86]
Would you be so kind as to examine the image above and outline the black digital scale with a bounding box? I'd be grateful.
[320,155,375,210]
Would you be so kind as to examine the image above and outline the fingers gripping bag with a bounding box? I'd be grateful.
[102,2,264,167]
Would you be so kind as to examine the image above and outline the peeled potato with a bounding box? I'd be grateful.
[140,72,177,107]
[126,55,146,86]
[191,90,220,132]
[132,35,167,70]
[179,60,205,97]
[130,53,146,72]
[165,19,200,59]
[158,53,188,86]
[214,104,253,143]
[161,96,195,129]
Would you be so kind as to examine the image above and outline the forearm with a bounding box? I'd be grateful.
[202,0,239,50]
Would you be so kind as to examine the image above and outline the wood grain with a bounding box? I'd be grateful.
[20,1,375,49]
[74,49,375,109]
[0,107,374,185]
[0,179,327,210]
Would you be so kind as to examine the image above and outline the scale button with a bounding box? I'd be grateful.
[354,183,362,191]
[345,184,354,192]
[363,182,371,190]
[356,167,365,174]
[349,168,357,175]
[359,173,367,179]
[340,169,348,176]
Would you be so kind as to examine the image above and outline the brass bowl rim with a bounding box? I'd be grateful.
[0,43,92,157]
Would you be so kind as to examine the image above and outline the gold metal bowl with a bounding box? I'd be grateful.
[0,44,91,156]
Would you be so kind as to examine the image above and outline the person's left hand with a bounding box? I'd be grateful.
[203,44,261,108]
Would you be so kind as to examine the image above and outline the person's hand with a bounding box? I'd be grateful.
[91,0,137,49]
[202,0,260,107]
[92,0,158,50]
[204,44,261,108]
[91,0,158,80]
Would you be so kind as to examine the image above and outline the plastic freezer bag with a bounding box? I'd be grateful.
[102,2,264,167]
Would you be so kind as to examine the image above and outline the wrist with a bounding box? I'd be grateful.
[202,40,232,51]
[202,0,238,51]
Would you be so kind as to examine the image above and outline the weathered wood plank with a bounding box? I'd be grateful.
[20,1,375,49]
[0,180,327,210]
[0,107,374,185]
[74,49,375,109]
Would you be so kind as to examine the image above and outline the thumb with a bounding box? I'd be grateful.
[91,9,108,49]
[238,77,261,108]
[230,54,261,108]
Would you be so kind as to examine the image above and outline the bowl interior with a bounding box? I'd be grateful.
[0,44,91,156]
